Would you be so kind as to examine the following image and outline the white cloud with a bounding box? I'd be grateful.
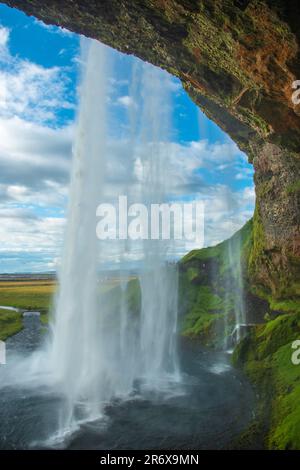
[0,112,254,269]
[242,186,255,203]
[0,116,72,205]
[117,95,135,107]
[0,61,73,123]
[0,28,75,125]
[0,26,9,49]
[0,203,65,251]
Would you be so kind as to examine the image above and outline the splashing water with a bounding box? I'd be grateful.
[131,62,180,387]
[49,40,110,435]
[222,229,247,351]
[227,232,246,345]
[47,40,180,439]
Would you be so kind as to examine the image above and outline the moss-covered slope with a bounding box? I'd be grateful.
[178,219,268,347]
[233,312,300,449]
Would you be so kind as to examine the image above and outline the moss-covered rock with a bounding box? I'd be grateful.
[232,311,300,449]
[179,219,268,347]
[249,144,300,307]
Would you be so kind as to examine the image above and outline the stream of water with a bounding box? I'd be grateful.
[0,316,254,449]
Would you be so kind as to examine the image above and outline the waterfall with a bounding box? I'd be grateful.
[222,228,246,350]
[227,232,246,345]
[49,39,180,439]
[49,40,110,435]
[132,63,180,387]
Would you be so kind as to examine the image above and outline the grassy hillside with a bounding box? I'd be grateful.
[178,219,253,347]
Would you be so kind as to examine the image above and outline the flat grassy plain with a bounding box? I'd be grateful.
[0,280,56,311]
[0,279,56,340]
[0,308,23,341]
[0,276,130,341]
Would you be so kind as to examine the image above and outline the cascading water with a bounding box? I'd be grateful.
[221,222,247,351]
[49,39,110,434]
[132,63,180,387]
[226,232,246,345]
[49,39,180,438]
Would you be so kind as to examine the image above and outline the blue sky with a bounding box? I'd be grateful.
[0,3,254,273]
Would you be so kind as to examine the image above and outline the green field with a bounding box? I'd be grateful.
[0,277,133,341]
[0,279,56,341]
[0,280,56,311]
[0,308,23,341]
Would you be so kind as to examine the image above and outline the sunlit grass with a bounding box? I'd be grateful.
[0,280,57,311]
[0,308,23,341]
[0,276,136,339]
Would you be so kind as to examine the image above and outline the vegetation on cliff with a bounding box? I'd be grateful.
[181,217,300,449]
[249,203,300,315]
[179,219,253,347]
[233,312,300,449]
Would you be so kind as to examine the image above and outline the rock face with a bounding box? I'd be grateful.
[250,142,300,308]
[3,0,300,305]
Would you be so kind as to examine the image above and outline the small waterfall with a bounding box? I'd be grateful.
[49,40,180,439]
[228,233,246,344]
[223,230,246,350]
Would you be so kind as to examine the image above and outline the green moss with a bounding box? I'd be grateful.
[182,218,253,270]
[233,312,300,449]
[268,298,300,314]
[40,313,49,325]
[186,266,200,282]
[181,243,222,265]
[256,314,300,359]
[184,6,256,90]
[125,278,141,317]
[180,284,226,347]
[179,219,253,346]
[182,311,224,340]
[286,180,300,195]
[0,308,23,341]
[269,344,300,449]
[256,179,273,199]
[248,201,300,308]
[238,107,270,137]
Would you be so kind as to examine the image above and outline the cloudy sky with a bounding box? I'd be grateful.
[0,3,254,273]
